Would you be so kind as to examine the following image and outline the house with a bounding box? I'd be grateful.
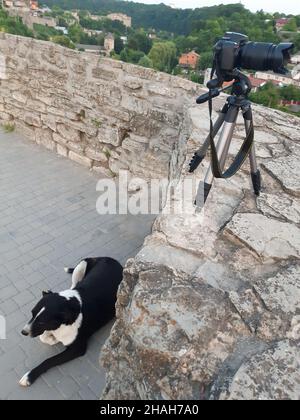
[280,100,300,112]
[76,34,115,56]
[255,71,300,88]
[291,54,300,65]
[55,26,68,35]
[292,64,300,81]
[83,28,103,37]
[275,18,291,32]
[2,0,37,11]
[179,51,200,70]
[107,13,132,28]
[2,0,57,28]
[248,76,268,92]
[2,0,29,10]
[104,33,115,53]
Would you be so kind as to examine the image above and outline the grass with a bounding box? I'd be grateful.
[103,148,111,159]
[91,118,102,128]
[2,122,15,133]
[108,168,117,178]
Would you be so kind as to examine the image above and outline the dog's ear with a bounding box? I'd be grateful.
[42,290,52,297]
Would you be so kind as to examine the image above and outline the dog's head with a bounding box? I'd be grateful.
[21,291,81,338]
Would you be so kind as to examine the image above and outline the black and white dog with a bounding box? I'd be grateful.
[19,257,123,387]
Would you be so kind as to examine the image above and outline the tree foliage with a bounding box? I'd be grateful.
[148,42,177,73]
[0,8,33,37]
[128,30,152,54]
[52,34,75,48]
[250,82,300,111]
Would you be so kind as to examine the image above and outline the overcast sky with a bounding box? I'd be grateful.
[131,0,300,15]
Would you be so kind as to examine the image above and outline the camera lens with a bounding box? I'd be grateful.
[239,42,294,74]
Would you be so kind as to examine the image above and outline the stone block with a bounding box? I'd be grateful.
[57,144,68,157]
[69,151,92,168]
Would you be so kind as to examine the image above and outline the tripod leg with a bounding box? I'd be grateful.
[243,108,261,196]
[189,105,227,173]
[196,105,239,206]
[249,146,261,196]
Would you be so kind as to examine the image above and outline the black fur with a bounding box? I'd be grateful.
[21,257,123,386]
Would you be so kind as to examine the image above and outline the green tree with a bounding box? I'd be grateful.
[190,73,204,84]
[120,48,145,64]
[293,34,300,52]
[52,35,75,49]
[128,31,152,54]
[68,24,84,43]
[198,51,213,71]
[280,85,300,101]
[138,55,153,68]
[283,18,298,32]
[114,36,124,54]
[148,41,177,73]
[250,82,280,108]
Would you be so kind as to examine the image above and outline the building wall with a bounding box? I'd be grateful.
[107,13,132,28]
[0,33,199,180]
[104,36,114,53]
[179,53,199,69]
[255,71,300,88]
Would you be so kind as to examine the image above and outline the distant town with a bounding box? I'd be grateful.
[1,1,300,114]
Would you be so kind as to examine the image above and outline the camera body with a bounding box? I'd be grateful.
[214,32,294,82]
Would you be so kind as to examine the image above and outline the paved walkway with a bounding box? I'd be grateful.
[0,130,155,400]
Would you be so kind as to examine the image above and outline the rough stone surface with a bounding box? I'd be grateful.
[257,192,300,224]
[224,213,300,261]
[0,33,198,180]
[101,102,300,400]
[263,155,300,195]
[218,341,300,400]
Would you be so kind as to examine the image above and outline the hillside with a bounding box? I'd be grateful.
[44,1,264,35]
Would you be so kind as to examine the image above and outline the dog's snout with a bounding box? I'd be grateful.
[21,324,31,336]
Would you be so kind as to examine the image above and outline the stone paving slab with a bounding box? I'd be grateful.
[0,130,155,400]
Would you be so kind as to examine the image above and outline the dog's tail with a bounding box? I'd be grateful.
[64,267,74,274]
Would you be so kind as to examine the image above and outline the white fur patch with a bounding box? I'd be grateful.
[23,307,45,336]
[19,372,31,387]
[51,313,83,346]
[49,290,83,346]
[71,261,87,289]
[39,331,59,346]
[59,289,82,305]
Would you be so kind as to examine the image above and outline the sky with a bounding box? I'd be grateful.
[131,1,300,15]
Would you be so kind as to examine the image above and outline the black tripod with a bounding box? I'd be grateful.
[189,70,261,206]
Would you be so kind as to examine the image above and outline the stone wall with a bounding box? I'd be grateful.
[1,34,299,400]
[101,102,300,400]
[0,33,198,180]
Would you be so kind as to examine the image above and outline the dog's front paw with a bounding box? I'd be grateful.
[40,332,58,346]
[19,371,32,387]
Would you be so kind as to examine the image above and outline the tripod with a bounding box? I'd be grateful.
[189,70,262,206]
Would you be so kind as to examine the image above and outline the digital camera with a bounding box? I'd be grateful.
[214,32,294,81]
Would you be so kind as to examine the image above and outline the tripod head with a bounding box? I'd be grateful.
[196,69,252,105]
